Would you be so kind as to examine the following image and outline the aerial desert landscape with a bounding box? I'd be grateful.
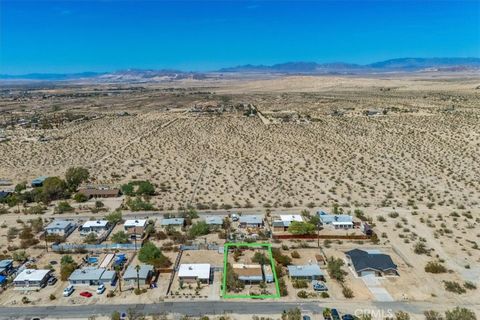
[0,72,479,319]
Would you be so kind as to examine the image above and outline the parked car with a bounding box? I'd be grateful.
[47,277,57,286]
[231,214,239,221]
[342,315,357,320]
[63,285,74,297]
[331,309,340,320]
[303,316,311,320]
[80,291,93,298]
[96,284,106,294]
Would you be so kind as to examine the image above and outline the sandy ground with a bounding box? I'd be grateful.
[0,74,479,315]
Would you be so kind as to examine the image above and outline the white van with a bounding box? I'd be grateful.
[63,285,74,297]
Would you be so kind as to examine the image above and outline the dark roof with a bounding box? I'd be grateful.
[78,188,120,197]
[345,249,397,273]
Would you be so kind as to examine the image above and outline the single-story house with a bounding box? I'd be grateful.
[68,267,117,286]
[160,218,185,229]
[239,215,264,228]
[204,216,223,227]
[81,220,110,235]
[272,214,304,232]
[78,188,121,198]
[0,259,14,275]
[45,220,76,236]
[13,269,51,290]
[124,219,147,239]
[123,264,154,286]
[178,264,211,283]
[232,264,265,283]
[288,264,325,281]
[31,176,48,188]
[317,211,353,229]
[345,249,398,277]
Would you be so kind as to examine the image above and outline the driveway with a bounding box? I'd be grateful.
[362,274,394,302]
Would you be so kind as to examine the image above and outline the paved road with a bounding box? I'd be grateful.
[1,300,479,319]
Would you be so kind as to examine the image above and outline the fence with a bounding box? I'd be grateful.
[51,243,138,252]
[272,234,370,240]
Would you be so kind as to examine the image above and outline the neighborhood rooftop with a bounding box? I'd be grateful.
[123,264,153,280]
[14,269,50,282]
[204,216,223,225]
[124,219,147,228]
[346,249,398,273]
[178,264,211,280]
[82,220,109,228]
[161,218,185,226]
[239,215,263,224]
[287,264,324,277]
[45,220,74,230]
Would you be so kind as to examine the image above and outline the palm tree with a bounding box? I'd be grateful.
[114,265,122,292]
[135,264,141,291]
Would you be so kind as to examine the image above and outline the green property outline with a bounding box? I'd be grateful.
[222,242,280,299]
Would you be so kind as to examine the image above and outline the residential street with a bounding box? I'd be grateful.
[1,300,479,319]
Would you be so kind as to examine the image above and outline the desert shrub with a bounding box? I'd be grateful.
[271,248,291,266]
[464,281,476,290]
[138,241,171,268]
[83,232,98,244]
[425,261,447,273]
[290,251,300,259]
[342,285,354,298]
[49,294,56,300]
[445,307,476,320]
[414,242,429,255]
[292,279,308,289]
[54,201,74,214]
[443,281,466,294]
[327,257,347,282]
[297,290,308,298]
[424,310,444,320]
[73,193,88,203]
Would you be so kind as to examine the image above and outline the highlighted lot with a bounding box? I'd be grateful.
[222,242,280,299]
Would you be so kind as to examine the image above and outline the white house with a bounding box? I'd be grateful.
[272,214,304,231]
[178,264,211,283]
[81,220,110,235]
[45,220,76,236]
[124,219,147,238]
[318,211,354,229]
[13,269,51,290]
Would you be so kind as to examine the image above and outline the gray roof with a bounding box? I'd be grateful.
[123,265,153,280]
[346,249,397,273]
[317,211,353,224]
[205,216,223,225]
[69,268,106,282]
[161,218,185,226]
[100,270,116,281]
[288,264,324,277]
[45,220,73,230]
[239,215,263,224]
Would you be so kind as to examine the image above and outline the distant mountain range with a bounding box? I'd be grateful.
[1,57,479,81]
[219,57,480,73]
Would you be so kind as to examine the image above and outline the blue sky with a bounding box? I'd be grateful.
[0,0,479,74]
